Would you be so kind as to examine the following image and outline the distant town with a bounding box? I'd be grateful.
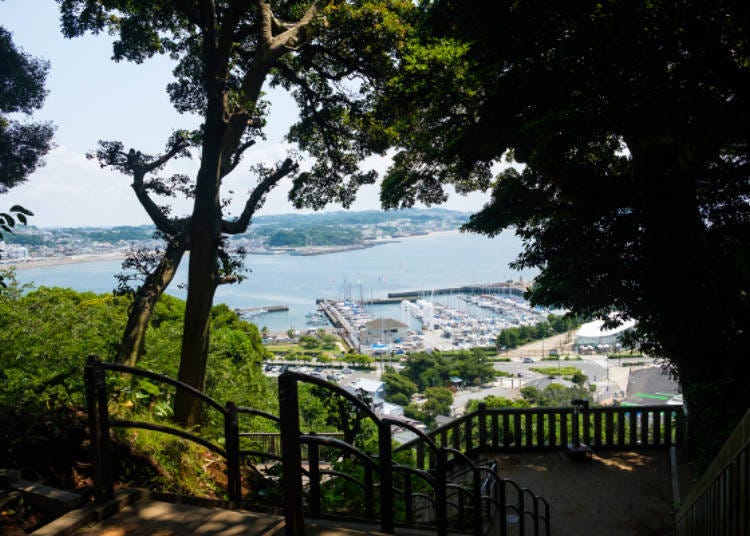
[0,208,467,265]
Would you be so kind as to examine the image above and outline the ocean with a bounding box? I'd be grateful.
[14,230,538,332]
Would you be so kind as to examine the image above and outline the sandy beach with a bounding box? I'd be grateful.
[2,229,464,269]
[1,252,125,271]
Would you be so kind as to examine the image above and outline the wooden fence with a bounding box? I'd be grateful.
[398,403,685,469]
[676,409,750,535]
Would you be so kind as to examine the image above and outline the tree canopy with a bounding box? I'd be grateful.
[0,27,54,192]
[59,0,413,425]
[379,0,750,462]
[0,26,54,286]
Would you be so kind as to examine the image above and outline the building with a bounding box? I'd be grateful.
[574,318,636,349]
[360,318,409,346]
[349,378,386,401]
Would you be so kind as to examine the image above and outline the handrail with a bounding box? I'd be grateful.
[399,403,685,456]
[236,406,281,423]
[300,434,379,470]
[95,360,226,415]
[84,356,282,505]
[283,370,380,422]
[87,360,560,535]
[110,419,227,457]
[676,408,750,535]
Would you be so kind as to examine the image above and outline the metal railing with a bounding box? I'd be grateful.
[85,358,554,535]
[84,356,281,504]
[675,408,750,535]
[278,370,551,535]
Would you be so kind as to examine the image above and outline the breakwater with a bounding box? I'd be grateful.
[387,281,530,300]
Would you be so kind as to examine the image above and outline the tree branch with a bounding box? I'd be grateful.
[221,139,256,178]
[174,0,202,27]
[131,170,178,234]
[270,0,320,54]
[222,158,297,233]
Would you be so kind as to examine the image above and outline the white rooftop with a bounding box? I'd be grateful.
[576,318,636,338]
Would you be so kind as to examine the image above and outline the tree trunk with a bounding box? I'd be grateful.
[173,94,226,427]
[116,243,186,367]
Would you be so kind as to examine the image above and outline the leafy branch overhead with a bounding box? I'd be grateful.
[378,0,750,464]
[58,0,413,425]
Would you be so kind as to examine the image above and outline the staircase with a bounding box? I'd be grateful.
[86,357,621,535]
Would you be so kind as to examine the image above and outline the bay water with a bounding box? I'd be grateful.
[14,230,537,332]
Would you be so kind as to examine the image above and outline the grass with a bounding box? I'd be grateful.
[265,341,341,362]
[530,366,582,378]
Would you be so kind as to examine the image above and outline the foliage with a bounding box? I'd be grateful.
[530,366,582,379]
[263,225,363,248]
[464,396,530,413]
[0,27,54,287]
[495,315,581,350]
[520,384,592,407]
[570,371,588,385]
[422,386,453,416]
[0,284,271,415]
[378,0,750,463]
[58,0,416,426]
[381,369,417,404]
[0,27,55,192]
[341,353,375,368]
[398,349,496,391]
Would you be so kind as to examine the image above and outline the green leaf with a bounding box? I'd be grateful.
[137,379,161,396]
[9,205,34,216]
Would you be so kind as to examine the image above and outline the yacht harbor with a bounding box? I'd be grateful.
[314,282,551,354]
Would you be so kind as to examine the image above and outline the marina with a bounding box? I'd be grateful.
[14,231,539,333]
[314,280,550,355]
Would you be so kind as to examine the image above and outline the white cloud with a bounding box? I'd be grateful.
[2,145,152,227]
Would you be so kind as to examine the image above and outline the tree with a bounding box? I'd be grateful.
[379,1,750,463]
[0,27,55,286]
[60,0,412,426]
[0,27,54,191]
[421,386,452,418]
[381,369,417,403]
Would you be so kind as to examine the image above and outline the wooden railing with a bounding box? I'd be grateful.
[675,408,750,535]
[398,403,685,469]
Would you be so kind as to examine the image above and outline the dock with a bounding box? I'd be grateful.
[387,281,530,299]
[317,301,361,352]
[234,305,289,315]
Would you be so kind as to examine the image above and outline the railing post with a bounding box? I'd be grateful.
[378,420,395,532]
[499,479,507,536]
[435,448,448,536]
[472,466,482,536]
[224,401,241,503]
[478,403,487,453]
[85,355,114,504]
[279,372,305,535]
[308,433,321,515]
[85,356,106,504]
[404,472,413,525]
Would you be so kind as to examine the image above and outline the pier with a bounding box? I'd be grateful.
[387,281,530,300]
[317,300,362,352]
[234,305,289,315]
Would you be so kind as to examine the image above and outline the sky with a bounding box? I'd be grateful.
[0,0,495,228]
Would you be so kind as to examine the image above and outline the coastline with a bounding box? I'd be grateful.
[2,229,465,269]
[278,229,462,256]
[1,252,125,271]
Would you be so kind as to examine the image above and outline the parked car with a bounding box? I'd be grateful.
[522,357,534,363]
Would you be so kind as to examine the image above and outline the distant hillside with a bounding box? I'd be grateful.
[2,208,470,252]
